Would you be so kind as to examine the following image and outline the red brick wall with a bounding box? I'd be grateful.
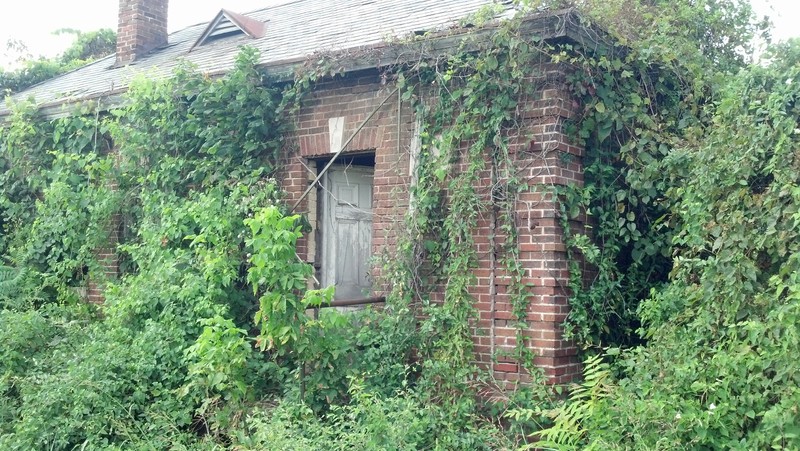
[87,213,121,304]
[280,65,586,386]
[116,0,169,66]
[483,67,585,386]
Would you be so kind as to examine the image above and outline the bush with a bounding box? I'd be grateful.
[237,381,510,451]
[540,39,800,450]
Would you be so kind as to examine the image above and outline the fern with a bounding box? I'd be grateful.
[531,353,612,450]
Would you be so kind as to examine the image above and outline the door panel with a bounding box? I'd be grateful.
[322,166,374,301]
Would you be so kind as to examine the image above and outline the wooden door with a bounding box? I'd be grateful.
[321,165,374,300]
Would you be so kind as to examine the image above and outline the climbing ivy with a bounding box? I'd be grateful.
[397,21,548,390]
[537,0,767,346]
[374,5,772,444]
[0,101,117,302]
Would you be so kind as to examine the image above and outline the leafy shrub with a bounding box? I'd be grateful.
[0,49,289,449]
[541,39,800,450]
[237,381,509,451]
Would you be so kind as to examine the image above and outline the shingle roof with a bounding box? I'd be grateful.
[2,0,601,117]
[2,0,499,115]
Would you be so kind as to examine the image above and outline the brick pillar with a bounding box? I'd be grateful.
[481,64,586,387]
[87,213,121,304]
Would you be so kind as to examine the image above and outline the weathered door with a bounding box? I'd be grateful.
[321,165,374,300]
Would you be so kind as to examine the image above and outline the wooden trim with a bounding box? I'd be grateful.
[321,296,386,308]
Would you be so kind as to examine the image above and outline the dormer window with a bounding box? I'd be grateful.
[190,9,266,51]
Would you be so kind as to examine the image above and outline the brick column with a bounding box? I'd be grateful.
[87,213,121,304]
[478,64,586,387]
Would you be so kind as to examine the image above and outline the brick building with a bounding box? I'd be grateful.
[1,0,602,385]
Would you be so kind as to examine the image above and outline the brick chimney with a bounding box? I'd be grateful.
[116,0,168,66]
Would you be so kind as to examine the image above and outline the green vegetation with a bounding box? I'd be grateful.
[539,37,800,449]
[1,28,116,96]
[0,48,509,449]
[1,0,798,449]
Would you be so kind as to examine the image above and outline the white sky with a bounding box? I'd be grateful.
[0,0,282,67]
[0,0,797,68]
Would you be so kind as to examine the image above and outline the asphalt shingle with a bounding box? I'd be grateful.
[3,0,499,116]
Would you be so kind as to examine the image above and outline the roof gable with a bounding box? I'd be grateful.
[190,9,266,51]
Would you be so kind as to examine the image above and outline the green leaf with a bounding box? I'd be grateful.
[595,102,606,113]
[485,55,499,71]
